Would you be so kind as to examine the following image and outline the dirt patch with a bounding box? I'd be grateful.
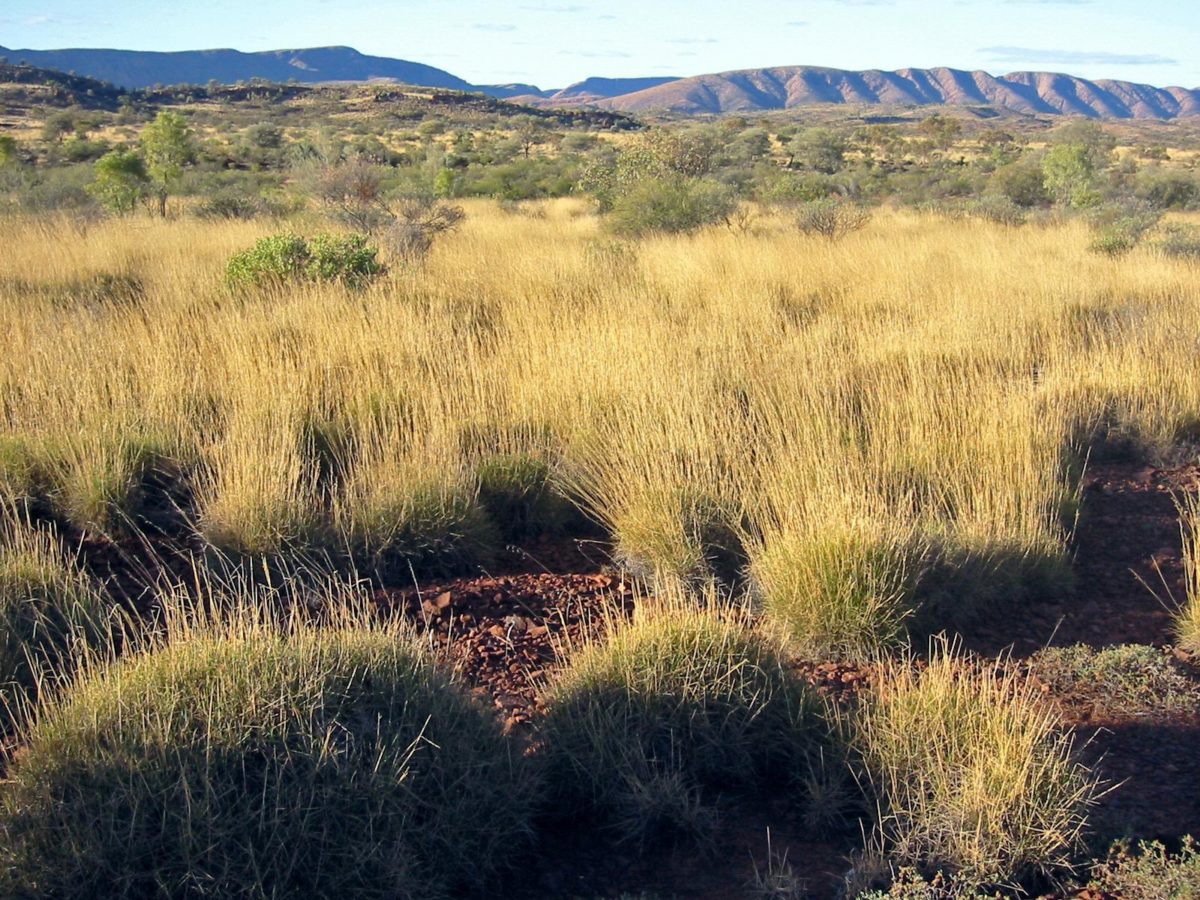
[378,572,634,733]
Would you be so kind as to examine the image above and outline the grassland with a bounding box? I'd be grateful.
[3,94,1200,895]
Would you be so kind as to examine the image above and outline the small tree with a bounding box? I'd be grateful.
[795,198,872,241]
[140,111,194,216]
[917,113,963,151]
[88,149,148,216]
[383,196,465,262]
[315,158,391,232]
[607,175,737,237]
[793,128,848,174]
[1042,144,1100,209]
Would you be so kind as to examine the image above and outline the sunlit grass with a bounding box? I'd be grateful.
[2,203,1199,651]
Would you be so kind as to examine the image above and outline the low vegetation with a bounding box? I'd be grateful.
[0,508,109,727]
[854,645,1097,893]
[2,71,1199,897]
[539,593,826,844]
[0,591,536,899]
[1088,837,1200,899]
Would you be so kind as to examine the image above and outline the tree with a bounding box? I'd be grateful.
[1042,144,1100,209]
[918,114,963,151]
[88,149,148,215]
[512,115,548,159]
[792,128,848,174]
[0,136,19,167]
[41,111,75,145]
[140,111,194,216]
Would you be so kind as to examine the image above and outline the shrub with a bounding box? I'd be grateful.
[1134,168,1199,210]
[225,233,384,289]
[306,233,385,285]
[1157,224,1200,262]
[1089,837,1200,899]
[0,609,535,898]
[607,175,737,237]
[538,597,827,845]
[1029,644,1199,718]
[856,644,1097,892]
[1086,203,1162,258]
[193,191,269,220]
[381,195,465,263]
[0,513,108,727]
[795,198,872,241]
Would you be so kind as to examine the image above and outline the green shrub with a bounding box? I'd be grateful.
[856,645,1097,892]
[1030,644,1199,718]
[0,614,535,899]
[1089,837,1200,899]
[225,233,384,289]
[538,598,827,845]
[0,513,108,729]
[305,233,384,285]
[607,175,737,237]
[1086,202,1162,258]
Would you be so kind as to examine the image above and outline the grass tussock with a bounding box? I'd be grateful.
[854,642,1098,894]
[1174,492,1200,653]
[0,505,109,726]
[538,586,829,846]
[0,587,536,899]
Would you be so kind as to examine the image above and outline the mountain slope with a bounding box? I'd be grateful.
[595,65,1200,119]
[0,45,473,92]
[552,76,680,101]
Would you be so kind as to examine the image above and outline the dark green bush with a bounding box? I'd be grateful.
[225,233,384,289]
[0,622,535,899]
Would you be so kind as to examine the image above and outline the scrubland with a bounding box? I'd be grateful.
[2,200,1200,896]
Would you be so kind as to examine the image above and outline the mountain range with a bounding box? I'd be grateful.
[1,43,1197,120]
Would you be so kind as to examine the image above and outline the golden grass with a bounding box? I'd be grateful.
[2,202,1200,651]
[1175,492,1200,653]
[854,642,1098,891]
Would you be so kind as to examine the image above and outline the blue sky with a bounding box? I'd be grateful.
[1,0,1196,90]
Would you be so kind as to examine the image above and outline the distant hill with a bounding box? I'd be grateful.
[0,61,124,109]
[0,45,474,93]
[592,65,1200,119]
[552,76,681,102]
[2,43,1198,120]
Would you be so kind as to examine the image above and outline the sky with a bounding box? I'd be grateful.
[1,0,1196,90]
